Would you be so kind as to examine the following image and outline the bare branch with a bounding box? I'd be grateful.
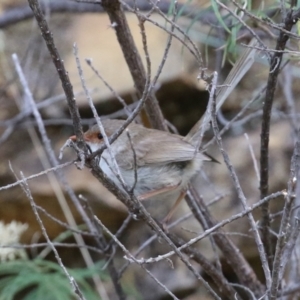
[101,0,167,130]
[210,71,272,291]
[259,6,300,272]
[16,171,86,300]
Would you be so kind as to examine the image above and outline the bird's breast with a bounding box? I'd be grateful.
[99,153,202,197]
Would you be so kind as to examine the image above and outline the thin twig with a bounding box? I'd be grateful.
[0,161,73,191]
[269,132,300,298]
[244,133,260,183]
[16,171,86,300]
[259,6,300,273]
[74,44,128,190]
[27,0,85,144]
[210,71,272,291]
[94,215,180,300]
[126,191,284,264]
[101,0,167,130]
[12,52,111,300]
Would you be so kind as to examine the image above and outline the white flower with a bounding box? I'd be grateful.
[0,221,28,261]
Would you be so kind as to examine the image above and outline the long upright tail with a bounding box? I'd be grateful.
[184,38,258,146]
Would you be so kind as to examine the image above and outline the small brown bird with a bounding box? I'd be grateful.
[70,119,211,223]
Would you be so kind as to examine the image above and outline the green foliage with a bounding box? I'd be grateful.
[211,0,231,34]
[175,0,290,66]
[0,259,108,300]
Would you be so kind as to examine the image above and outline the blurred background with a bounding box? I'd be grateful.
[0,0,298,299]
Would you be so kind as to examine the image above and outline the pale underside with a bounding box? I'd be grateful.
[86,119,210,197]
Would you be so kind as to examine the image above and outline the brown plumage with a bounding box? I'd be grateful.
[71,119,211,223]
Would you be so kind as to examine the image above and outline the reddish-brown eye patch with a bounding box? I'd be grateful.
[83,132,94,142]
[83,131,103,143]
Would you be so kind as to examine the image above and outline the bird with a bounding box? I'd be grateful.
[70,119,212,224]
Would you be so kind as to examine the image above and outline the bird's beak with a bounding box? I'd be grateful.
[69,135,91,142]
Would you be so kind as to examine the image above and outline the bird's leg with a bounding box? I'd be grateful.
[137,183,181,201]
[162,189,187,227]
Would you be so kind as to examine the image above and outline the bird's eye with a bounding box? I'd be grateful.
[97,133,103,140]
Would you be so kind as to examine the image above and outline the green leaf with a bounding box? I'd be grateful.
[0,259,108,300]
[211,0,231,33]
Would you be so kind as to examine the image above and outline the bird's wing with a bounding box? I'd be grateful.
[114,130,210,169]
